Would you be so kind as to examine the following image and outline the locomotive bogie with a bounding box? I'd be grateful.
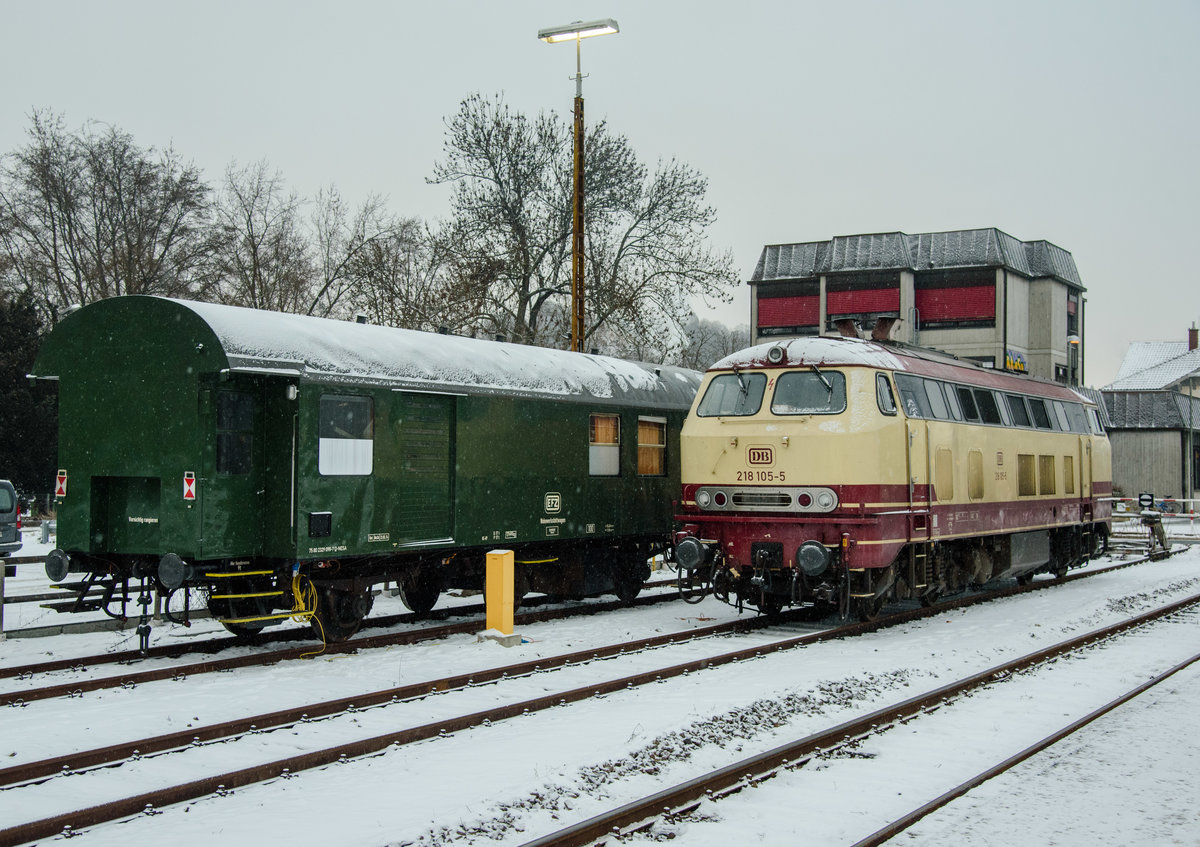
[33,296,699,641]
[674,337,1113,618]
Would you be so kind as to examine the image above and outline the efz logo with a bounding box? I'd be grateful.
[747,446,774,466]
[544,492,562,514]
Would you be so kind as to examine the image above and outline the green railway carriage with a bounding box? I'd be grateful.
[32,296,700,642]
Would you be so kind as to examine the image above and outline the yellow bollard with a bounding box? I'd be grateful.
[485,549,515,636]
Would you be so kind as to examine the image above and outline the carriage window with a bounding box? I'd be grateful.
[1005,394,1032,427]
[217,391,253,475]
[876,374,897,416]
[923,380,950,420]
[637,417,667,476]
[957,386,980,422]
[319,395,374,476]
[973,389,1003,425]
[696,373,766,417]
[1029,398,1053,429]
[771,371,846,415]
[590,414,621,476]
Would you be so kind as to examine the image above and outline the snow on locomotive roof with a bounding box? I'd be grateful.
[709,335,1093,404]
[710,336,906,371]
[172,298,701,406]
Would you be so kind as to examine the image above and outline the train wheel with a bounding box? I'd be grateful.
[311,586,373,642]
[855,596,885,622]
[613,565,644,604]
[398,572,441,616]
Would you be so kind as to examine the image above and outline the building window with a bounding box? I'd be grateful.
[216,391,254,475]
[319,394,374,476]
[637,417,667,476]
[590,413,620,476]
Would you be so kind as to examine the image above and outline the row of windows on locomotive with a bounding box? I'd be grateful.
[215,389,670,481]
[693,366,1105,439]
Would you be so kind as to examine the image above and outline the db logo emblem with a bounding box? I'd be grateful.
[544,492,562,514]
[748,447,774,465]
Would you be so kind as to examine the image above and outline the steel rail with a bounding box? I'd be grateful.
[515,592,1200,847]
[1,575,1194,845]
[850,650,1200,847]
[0,579,687,683]
[0,551,1172,705]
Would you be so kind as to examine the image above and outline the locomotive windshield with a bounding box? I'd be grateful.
[696,372,767,417]
[770,370,846,415]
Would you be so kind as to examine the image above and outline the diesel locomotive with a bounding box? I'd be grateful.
[32,296,700,643]
[672,335,1112,619]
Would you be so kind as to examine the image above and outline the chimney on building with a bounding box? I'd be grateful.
[871,317,898,341]
[834,318,860,339]
[1190,323,1198,351]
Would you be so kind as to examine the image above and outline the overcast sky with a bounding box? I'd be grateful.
[3,0,1196,385]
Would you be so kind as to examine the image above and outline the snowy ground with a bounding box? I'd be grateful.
[2,535,1198,846]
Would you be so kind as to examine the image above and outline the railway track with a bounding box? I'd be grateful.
[0,550,1184,845]
[0,550,1169,705]
[517,593,1200,847]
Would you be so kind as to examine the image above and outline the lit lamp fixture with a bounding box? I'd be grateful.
[537,18,620,353]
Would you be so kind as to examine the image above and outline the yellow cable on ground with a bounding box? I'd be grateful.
[290,571,326,659]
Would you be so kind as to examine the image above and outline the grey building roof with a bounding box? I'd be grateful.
[1105,341,1200,391]
[1103,390,1200,431]
[752,228,1084,288]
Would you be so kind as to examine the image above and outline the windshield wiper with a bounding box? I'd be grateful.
[811,364,833,393]
[733,366,748,395]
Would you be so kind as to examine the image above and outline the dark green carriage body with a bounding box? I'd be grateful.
[34,296,698,635]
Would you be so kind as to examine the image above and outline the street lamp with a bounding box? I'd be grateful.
[538,18,619,353]
[1067,334,1081,387]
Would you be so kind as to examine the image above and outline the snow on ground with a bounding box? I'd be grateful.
[1,536,1198,846]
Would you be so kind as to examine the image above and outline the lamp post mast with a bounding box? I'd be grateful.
[538,18,618,354]
[571,35,586,353]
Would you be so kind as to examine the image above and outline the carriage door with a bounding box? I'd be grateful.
[202,379,264,558]
[906,419,932,541]
[393,392,455,543]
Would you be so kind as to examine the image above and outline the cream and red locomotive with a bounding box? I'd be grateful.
[673,336,1112,619]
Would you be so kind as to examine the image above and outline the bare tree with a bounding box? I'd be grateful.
[0,111,213,317]
[209,160,312,313]
[429,93,738,350]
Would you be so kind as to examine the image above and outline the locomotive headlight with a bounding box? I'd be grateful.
[676,536,706,570]
[767,345,786,365]
[712,490,728,508]
[797,541,830,577]
[696,489,711,508]
[816,490,836,510]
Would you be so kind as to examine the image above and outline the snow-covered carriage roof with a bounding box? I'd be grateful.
[36,296,702,409]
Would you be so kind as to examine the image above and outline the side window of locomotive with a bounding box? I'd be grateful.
[696,373,766,417]
[943,382,964,420]
[590,413,621,476]
[1005,393,1032,427]
[973,389,1003,425]
[1064,402,1089,433]
[956,385,980,422]
[770,371,846,415]
[893,374,930,418]
[876,373,897,416]
[637,417,667,476]
[1087,407,1105,434]
[319,394,374,476]
[923,380,951,420]
[1028,398,1054,429]
[216,391,254,474]
[1052,401,1072,432]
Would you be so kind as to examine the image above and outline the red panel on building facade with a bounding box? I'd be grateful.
[826,288,899,315]
[758,295,819,327]
[915,285,996,321]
